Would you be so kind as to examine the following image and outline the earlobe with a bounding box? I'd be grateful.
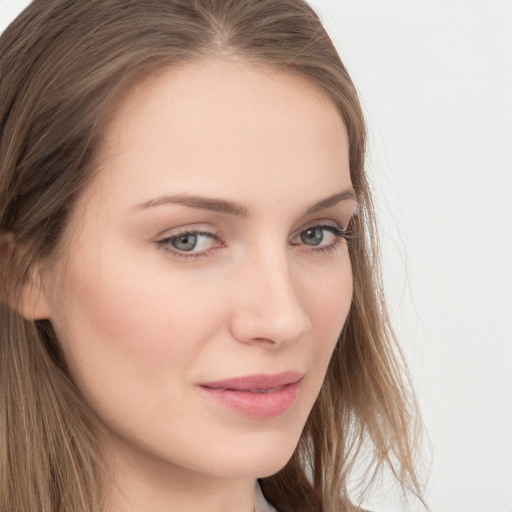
[0,230,52,320]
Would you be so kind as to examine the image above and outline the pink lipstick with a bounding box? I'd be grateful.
[198,371,303,418]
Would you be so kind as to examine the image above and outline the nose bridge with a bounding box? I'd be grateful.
[230,245,312,346]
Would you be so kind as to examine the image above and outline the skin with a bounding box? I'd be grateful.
[28,58,356,512]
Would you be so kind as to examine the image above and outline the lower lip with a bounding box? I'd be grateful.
[199,381,301,418]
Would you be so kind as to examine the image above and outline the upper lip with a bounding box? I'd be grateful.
[199,371,304,391]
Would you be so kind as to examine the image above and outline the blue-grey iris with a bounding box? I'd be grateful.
[171,235,198,251]
[301,227,324,246]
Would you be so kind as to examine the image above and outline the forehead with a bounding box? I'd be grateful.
[90,58,350,212]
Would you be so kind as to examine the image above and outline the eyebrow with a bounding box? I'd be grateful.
[304,189,357,215]
[131,193,250,217]
[130,189,357,217]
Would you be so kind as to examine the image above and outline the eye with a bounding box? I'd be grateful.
[156,230,222,257]
[292,224,350,251]
[300,227,326,246]
[169,233,210,252]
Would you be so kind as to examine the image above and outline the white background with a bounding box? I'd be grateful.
[1,1,511,511]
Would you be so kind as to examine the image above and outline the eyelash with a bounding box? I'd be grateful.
[298,225,352,255]
[155,224,352,260]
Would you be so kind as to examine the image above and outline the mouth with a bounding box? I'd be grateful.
[198,371,304,418]
[209,386,287,393]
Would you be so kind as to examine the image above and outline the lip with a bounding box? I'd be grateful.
[198,371,304,418]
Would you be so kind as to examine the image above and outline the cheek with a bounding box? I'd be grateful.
[306,257,353,366]
[47,250,226,408]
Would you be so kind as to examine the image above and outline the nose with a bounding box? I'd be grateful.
[229,250,312,348]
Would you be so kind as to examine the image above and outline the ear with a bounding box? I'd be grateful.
[0,230,52,320]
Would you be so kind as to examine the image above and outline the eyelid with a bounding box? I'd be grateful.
[154,222,218,239]
[292,219,345,239]
[292,222,348,239]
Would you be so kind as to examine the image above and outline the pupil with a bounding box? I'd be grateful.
[172,234,197,251]
[301,228,323,246]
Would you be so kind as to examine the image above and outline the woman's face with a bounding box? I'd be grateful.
[35,59,356,481]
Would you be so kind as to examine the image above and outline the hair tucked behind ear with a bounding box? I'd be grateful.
[0,1,426,511]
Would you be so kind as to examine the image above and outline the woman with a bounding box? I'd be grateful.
[0,1,424,511]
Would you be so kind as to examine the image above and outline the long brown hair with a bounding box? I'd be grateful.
[0,1,425,511]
